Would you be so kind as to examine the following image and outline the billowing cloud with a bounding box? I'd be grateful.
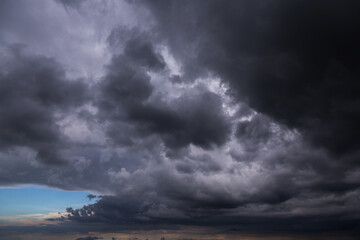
[143,0,360,156]
[97,29,231,149]
[0,1,360,239]
[0,45,87,163]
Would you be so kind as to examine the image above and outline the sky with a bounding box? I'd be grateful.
[0,0,360,239]
[0,185,93,216]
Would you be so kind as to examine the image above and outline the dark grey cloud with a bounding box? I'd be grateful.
[235,114,273,154]
[127,91,231,149]
[76,236,103,240]
[0,45,87,163]
[56,0,86,10]
[123,38,165,70]
[57,141,360,237]
[1,1,360,239]
[87,194,97,200]
[98,30,231,150]
[143,0,360,156]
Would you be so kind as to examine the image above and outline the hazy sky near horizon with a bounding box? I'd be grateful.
[0,0,360,239]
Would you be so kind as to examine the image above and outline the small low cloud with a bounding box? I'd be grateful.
[76,236,103,240]
[87,194,97,201]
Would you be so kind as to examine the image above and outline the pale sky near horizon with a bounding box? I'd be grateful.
[0,185,93,217]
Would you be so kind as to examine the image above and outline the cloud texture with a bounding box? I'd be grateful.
[0,0,360,239]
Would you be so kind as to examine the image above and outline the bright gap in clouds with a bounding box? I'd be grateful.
[0,185,94,217]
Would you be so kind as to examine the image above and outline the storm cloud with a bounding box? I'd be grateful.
[98,31,231,149]
[0,45,87,163]
[1,0,360,239]
[143,0,360,156]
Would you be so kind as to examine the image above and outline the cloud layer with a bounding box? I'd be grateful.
[0,0,360,239]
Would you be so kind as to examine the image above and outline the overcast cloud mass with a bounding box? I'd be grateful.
[0,0,360,239]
